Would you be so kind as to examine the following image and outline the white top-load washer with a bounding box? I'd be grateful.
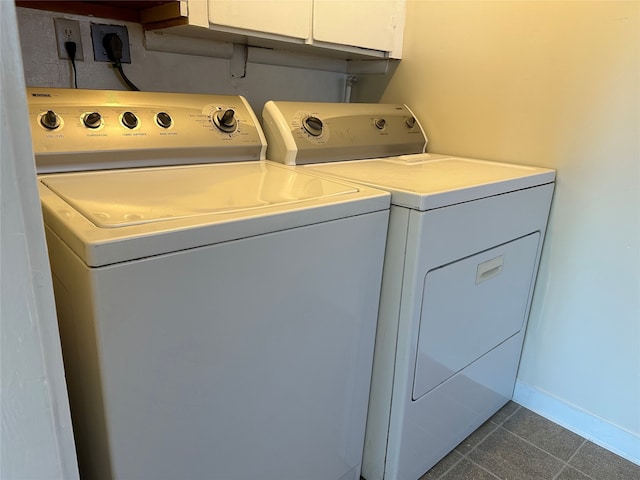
[27,88,391,480]
[262,101,556,480]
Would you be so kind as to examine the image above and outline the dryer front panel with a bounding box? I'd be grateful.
[412,232,540,400]
[380,183,554,480]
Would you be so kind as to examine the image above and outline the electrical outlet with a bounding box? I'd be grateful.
[90,23,131,63]
[54,18,84,61]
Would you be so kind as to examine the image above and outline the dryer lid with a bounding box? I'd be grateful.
[304,154,556,210]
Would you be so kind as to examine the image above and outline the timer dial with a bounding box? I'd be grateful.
[302,116,323,137]
[213,109,237,133]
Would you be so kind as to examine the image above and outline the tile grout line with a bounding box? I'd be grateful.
[497,403,523,426]
[508,404,524,418]
[433,451,504,480]
[424,403,638,480]
[554,438,598,480]
[564,438,588,465]
[503,406,602,480]
[432,453,464,480]
[462,423,575,479]
[499,425,598,480]
[436,422,501,479]
[435,404,628,480]
[435,405,521,479]
[498,424,574,462]
[465,455,504,480]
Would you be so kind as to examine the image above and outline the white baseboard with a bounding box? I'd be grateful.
[513,381,640,466]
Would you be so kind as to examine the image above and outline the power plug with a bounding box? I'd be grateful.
[91,23,131,63]
[54,18,84,61]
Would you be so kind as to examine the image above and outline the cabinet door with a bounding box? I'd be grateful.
[207,0,312,40]
[312,0,402,53]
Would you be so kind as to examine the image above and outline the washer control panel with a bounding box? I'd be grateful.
[262,101,428,165]
[27,88,266,173]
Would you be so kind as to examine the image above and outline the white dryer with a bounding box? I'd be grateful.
[27,89,391,480]
[262,101,556,480]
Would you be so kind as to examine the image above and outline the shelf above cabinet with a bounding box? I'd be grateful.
[15,1,173,23]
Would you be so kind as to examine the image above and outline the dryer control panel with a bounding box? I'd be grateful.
[262,101,428,165]
[27,88,267,173]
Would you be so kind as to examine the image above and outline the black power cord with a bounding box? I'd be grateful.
[64,41,78,88]
[102,33,140,91]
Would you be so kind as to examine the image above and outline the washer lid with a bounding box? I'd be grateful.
[41,161,359,228]
[304,153,556,210]
[39,161,389,266]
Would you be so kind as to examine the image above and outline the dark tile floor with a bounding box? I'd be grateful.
[421,402,640,480]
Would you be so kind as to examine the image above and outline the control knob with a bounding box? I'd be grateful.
[375,118,386,130]
[405,117,417,128]
[156,112,172,129]
[83,112,102,129]
[213,109,237,133]
[40,110,61,130]
[122,111,138,129]
[302,116,323,137]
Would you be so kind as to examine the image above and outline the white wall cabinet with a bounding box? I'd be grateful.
[145,0,405,59]
[312,0,401,54]
[208,1,312,42]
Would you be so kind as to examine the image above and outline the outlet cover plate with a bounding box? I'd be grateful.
[90,23,131,63]
[54,18,84,61]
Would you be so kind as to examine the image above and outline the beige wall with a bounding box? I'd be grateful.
[380,0,639,461]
